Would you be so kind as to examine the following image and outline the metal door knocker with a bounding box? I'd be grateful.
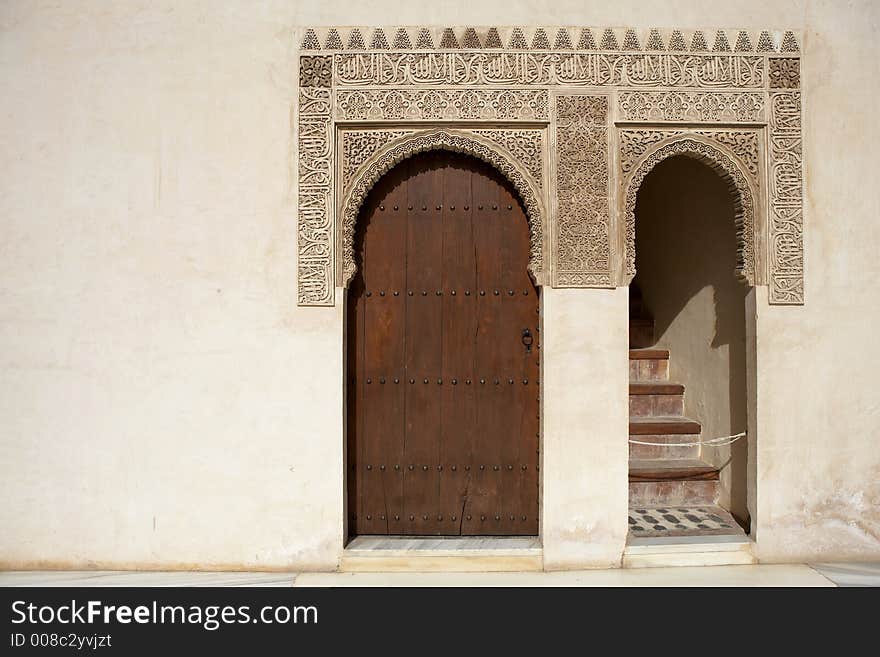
[521,328,534,353]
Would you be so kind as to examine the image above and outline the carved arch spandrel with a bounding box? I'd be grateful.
[620,135,761,287]
[338,128,547,288]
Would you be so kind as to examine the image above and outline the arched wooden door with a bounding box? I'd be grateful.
[347,151,539,536]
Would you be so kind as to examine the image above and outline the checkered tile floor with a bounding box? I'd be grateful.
[628,505,745,538]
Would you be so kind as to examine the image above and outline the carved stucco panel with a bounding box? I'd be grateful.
[333,52,766,88]
[297,87,334,306]
[618,91,765,123]
[768,57,800,89]
[471,129,544,191]
[339,126,545,201]
[553,94,612,286]
[619,129,760,180]
[768,91,804,303]
[335,88,549,121]
[295,29,805,306]
[341,130,412,190]
[301,26,800,56]
[299,55,332,87]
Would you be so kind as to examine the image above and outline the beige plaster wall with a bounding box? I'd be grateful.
[0,0,878,568]
[633,156,749,524]
[542,288,629,569]
[0,1,346,570]
[751,2,880,561]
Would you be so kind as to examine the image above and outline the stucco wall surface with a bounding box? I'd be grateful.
[1,0,878,568]
[542,288,629,569]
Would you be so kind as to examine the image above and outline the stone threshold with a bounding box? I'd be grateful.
[342,536,543,572]
[624,534,756,568]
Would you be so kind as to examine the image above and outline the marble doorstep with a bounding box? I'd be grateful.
[0,571,297,587]
[346,536,541,551]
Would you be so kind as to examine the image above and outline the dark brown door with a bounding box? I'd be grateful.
[347,151,539,536]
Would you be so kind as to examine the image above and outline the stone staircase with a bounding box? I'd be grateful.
[628,286,744,540]
[629,348,718,507]
[628,347,719,507]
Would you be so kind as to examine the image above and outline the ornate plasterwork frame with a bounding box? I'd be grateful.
[618,130,763,286]
[338,128,548,287]
[296,26,804,306]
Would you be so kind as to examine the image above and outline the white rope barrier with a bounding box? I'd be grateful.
[628,431,747,448]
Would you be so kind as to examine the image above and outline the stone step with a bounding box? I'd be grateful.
[629,382,683,395]
[629,480,719,506]
[629,416,701,435]
[629,317,654,349]
[624,527,755,568]
[629,458,720,507]
[629,382,684,418]
[628,458,719,481]
[629,349,669,382]
[629,348,669,359]
[628,433,701,460]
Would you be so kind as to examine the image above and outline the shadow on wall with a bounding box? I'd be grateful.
[632,155,749,528]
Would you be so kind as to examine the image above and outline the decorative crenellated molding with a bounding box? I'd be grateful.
[295,26,804,306]
[300,26,800,54]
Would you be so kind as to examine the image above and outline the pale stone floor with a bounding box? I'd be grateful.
[1,563,878,587]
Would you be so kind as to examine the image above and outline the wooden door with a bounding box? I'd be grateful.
[347,151,539,536]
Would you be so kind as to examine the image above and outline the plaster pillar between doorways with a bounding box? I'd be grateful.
[541,287,630,569]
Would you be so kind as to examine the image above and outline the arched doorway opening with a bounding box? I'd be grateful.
[628,154,751,538]
[346,150,540,537]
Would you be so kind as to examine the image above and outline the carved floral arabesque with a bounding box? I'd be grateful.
[769,57,800,89]
[335,89,549,121]
[621,136,757,286]
[333,52,765,88]
[472,130,544,190]
[342,130,411,190]
[341,128,544,204]
[300,56,333,87]
[768,92,803,303]
[338,129,546,288]
[297,88,334,305]
[618,91,765,123]
[619,129,760,179]
[554,95,611,286]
